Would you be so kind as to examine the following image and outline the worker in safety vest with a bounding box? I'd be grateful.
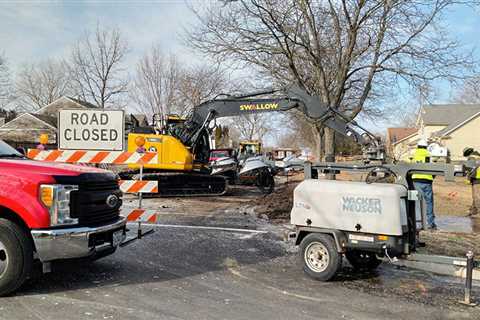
[412,139,437,230]
[468,165,480,216]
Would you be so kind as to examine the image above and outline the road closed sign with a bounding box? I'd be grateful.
[58,109,125,151]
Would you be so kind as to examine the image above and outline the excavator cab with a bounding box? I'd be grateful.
[165,114,186,132]
[239,140,262,157]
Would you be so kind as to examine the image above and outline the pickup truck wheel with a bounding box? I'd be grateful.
[0,218,33,296]
[345,250,382,271]
[300,233,341,281]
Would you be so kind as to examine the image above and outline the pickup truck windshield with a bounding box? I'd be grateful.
[0,140,24,158]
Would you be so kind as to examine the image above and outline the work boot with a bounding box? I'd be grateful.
[427,224,438,231]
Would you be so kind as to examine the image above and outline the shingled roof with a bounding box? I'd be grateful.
[418,104,480,137]
[66,97,98,109]
[419,104,480,126]
[33,114,57,128]
[387,127,418,144]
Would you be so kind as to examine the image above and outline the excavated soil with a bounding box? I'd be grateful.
[254,174,302,221]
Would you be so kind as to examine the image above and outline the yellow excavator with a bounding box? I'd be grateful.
[120,86,384,196]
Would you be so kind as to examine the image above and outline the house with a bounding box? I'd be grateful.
[0,96,148,150]
[0,97,95,149]
[389,104,480,161]
[386,127,418,158]
[0,113,58,150]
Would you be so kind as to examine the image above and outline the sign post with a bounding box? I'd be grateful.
[58,109,125,151]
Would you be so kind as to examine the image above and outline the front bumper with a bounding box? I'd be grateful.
[31,217,127,262]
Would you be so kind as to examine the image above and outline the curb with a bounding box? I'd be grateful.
[393,259,480,283]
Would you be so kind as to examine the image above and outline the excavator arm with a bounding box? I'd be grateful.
[178,86,384,161]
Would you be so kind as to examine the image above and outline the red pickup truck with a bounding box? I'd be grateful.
[0,140,126,296]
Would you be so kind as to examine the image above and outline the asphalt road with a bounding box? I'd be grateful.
[1,212,479,320]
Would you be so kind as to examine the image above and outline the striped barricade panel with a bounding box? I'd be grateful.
[27,149,158,165]
[122,208,158,223]
[119,180,158,193]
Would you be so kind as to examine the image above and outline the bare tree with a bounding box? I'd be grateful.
[16,59,72,111]
[187,0,475,160]
[230,113,272,141]
[70,25,129,108]
[130,46,181,118]
[131,48,229,120]
[178,64,227,112]
[455,76,480,103]
[279,114,321,154]
[0,53,14,110]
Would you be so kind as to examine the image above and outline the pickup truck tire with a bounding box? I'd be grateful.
[300,233,341,281]
[0,218,33,296]
[345,250,382,271]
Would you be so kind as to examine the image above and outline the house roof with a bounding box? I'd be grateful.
[0,113,56,143]
[419,104,480,126]
[387,127,418,144]
[433,109,480,137]
[33,114,57,128]
[66,97,98,109]
[36,96,97,116]
[0,113,56,130]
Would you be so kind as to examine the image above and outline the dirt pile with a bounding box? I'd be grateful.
[254,180,299,220]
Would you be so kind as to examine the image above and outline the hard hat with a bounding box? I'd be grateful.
[417,139,428,147]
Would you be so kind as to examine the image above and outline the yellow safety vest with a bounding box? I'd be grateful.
[411,148,433,181]
[476,167,480,180]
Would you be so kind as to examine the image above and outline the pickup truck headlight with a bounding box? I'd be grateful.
[40,184,79,226]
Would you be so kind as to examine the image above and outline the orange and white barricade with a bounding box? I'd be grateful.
[118,180,158,193]
[27,148,161,230]
[27,149,157,165]
[122,208,158,223]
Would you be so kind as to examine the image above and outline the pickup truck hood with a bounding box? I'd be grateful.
[0,159,108,176]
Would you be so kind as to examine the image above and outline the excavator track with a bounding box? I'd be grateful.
[119,171,227,197]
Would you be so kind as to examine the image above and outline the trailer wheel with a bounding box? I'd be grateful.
[300,233,341,281]
[0,218,33,296]
[345,250,382,271]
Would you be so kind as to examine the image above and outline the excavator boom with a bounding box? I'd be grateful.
[182,85,383,159]
[124,85,385,197]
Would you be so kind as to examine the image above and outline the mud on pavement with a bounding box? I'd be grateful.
[2,185,479,320]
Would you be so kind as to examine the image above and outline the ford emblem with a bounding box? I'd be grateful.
[106,194,119,208]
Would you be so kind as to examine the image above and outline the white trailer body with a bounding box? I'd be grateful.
[291,180,408,236]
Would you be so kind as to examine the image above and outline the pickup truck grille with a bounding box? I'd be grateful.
[70,180,122,226]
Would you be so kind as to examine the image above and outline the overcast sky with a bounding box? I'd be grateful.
[2,1,480,92]
[1,1,480,137]
[0,1,198,70]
